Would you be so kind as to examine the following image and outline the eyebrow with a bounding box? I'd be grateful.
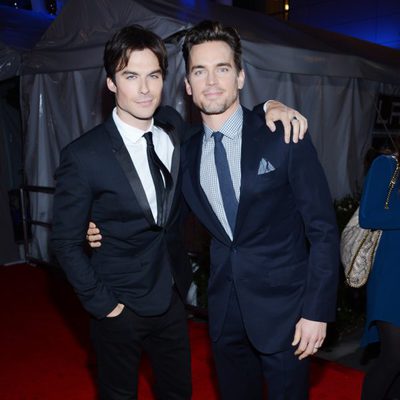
[121,69,162,76]
[190,62,232,72]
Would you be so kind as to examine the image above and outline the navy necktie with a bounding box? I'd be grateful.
[212,131,238,234]
[143,131,173,226]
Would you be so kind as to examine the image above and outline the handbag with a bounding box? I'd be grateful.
[341,157,400,288]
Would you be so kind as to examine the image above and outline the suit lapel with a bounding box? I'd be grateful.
[234,108,266,237]
[186,128,232,244]
[154,117,180,224]
[105,117,156,226]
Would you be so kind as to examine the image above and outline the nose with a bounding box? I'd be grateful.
[139,78,150,94]
[206,70,216,86]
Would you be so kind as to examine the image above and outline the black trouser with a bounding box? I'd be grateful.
[212,286,310,400]
[91,289,192,400]
[361,321,400,400]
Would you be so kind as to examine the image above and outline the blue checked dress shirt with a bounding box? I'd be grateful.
[200,105,243,240]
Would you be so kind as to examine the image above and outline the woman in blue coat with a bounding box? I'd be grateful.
[359,149,400,400]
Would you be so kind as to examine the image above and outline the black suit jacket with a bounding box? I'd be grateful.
[181,107,339,353]
[51,107,191,319]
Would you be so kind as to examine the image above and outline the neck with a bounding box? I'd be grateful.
[201,102,240,132]
[116,108,152,131]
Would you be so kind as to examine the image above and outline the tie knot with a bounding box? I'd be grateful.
[212,131,223,143]
[143,131,154,146]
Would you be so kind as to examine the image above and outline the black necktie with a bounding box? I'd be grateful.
[212,131,238,234]
[143,131,173,226]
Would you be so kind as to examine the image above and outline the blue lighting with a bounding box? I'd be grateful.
[179,0,196,7]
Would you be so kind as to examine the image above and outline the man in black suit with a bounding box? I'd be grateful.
[53,24,308,400]
[51,26,192,400]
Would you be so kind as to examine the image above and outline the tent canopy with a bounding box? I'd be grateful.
[0,5,53,80]
[16,0,400,261]
[22,0,400,84]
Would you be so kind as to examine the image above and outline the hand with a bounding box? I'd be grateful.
[292,318,326,360]
[265,100,308,144]
[107,303,125,318]
[86,221,102,248]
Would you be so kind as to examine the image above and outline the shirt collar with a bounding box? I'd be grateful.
[112,107,154,144]
[203,105,243,141]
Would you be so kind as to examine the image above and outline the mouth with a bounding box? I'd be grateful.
[136,98,154,106]
[203,90,224,98]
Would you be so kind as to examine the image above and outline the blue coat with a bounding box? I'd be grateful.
[182,107,339,354]
[360,155,400,345]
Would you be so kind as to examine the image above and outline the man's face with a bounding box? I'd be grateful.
[107,49,163,129]
[185,40,244,117]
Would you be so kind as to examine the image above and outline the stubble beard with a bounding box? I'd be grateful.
[197,92,239,116]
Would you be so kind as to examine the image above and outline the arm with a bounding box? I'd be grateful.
[51,146,118,318]
[254,100,308,144]
[359,155,400,230]
[287,135,339,359]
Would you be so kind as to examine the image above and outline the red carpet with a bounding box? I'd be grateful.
[1,264,363,399]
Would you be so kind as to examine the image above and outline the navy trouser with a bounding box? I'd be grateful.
[211,286,310,400]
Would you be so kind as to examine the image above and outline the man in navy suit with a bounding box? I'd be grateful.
[180,21,339,399]
[53,24,308,400]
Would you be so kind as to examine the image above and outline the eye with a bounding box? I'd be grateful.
[126,74,136,80]
[150,73,161,79]
[193,69,204,77]
[217,66,229,73]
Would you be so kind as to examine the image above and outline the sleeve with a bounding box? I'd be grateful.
[359,155,400,230]
[51,146,118,318]
[252,102,268,118]
[288,135,340,322]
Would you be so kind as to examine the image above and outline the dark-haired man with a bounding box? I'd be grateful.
[180,21,339,400]
[52,24,308,400]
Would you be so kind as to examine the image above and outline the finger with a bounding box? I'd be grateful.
[88,234,102,242]
[297,117,307,140]
[298,342,315,360]
[282,118,291,144]
[87,228,100,235]
[316,337,325,349]
[292,326,301,346]
[301,116,308,138]
[89,221,97,228]
[294,338,308,356]
[291,119,300,143]
[89,241,101,248]
[267,119,277,132]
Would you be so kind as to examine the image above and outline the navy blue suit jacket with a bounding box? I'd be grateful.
[181,107,339,353]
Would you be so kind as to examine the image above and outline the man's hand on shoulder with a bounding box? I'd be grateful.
[292,318,326,360]
[87,221,102,248]
[264,100,308,144]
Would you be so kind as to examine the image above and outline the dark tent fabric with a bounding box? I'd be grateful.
[17,0,400,260]
[0,5,53,79]
[0,5,53,263]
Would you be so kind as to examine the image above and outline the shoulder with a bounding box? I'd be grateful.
[61,121,108,158]
[155,105,183,126]
[242,107,290,154]
[370,154,397,171]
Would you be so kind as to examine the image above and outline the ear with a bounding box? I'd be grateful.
[184,77,192,96]
[107,77,117,94]
[237,69,245,90]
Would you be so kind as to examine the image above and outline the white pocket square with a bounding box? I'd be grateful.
[258,158,275,175]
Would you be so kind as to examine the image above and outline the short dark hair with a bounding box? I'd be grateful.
[182,20,242,74]
[104,25,168,81]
